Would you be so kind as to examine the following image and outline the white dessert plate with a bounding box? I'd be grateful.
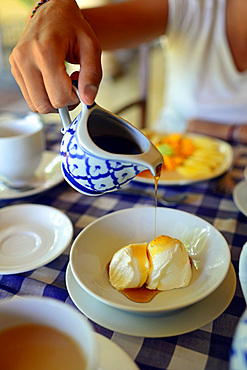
[134,133,233,186]
[233,180,247,217]
[0,151,63,200]
[95,333,139,370]
[70,207,231,315]
[0,204,73,274]
[66,263,236,337]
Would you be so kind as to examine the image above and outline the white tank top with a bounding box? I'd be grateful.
[156,0,247,133]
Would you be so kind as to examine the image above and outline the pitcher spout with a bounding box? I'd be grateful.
[134,146,163,177]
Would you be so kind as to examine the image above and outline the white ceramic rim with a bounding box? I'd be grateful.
[0,113,43,138]
[233,180,247,217]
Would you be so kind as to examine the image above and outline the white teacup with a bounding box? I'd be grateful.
[0,297,98,370]
[0,113,44,186]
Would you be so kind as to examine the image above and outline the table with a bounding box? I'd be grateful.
[0,121,247,370]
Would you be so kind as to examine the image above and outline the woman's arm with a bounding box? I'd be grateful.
[187,119,247,144]
[82,0,168,50]
[9,0,168,114]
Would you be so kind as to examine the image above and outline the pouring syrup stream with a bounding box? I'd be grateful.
[154,164,162,239]
[120,165,162,303]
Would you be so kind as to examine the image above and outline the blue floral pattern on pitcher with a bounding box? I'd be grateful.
[60,112,146,195]
[58,86,163,196]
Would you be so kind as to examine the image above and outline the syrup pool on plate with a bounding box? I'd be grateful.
[108,257,194,303]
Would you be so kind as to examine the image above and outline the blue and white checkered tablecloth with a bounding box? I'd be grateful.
[0,122,247,370]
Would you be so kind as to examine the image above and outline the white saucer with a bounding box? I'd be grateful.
[233,180,247,217]
[0,151,63,200]
[70,207,230,315]
[95,333,138,370]
[66,263,236,337]
[0,204,73,274]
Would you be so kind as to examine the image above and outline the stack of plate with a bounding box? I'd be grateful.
[66,207,236,338]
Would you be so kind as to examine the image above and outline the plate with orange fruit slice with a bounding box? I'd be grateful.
[135,132,233,185]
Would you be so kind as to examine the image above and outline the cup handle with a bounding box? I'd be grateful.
[239,242,247,303]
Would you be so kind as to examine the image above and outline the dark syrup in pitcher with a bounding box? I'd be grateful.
[91,135,142,155]
[87,108,142,155]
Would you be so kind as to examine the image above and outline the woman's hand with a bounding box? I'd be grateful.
[9,0,102,114]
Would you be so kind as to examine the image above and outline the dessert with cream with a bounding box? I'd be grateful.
[146,235,192,290]
[109,243,149,290]
[109,235,192,292]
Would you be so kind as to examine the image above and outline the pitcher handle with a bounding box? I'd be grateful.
[59,106,72,133]
[239,242,247,303]
[58,82,96,133]
[58,81,79,133]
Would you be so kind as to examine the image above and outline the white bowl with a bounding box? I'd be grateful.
[70,207,230,315]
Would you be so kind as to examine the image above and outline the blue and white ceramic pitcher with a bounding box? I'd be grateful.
[230,242,247,369]
[58,88,163,196]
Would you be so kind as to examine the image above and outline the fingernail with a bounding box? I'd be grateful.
[85,85,98,104]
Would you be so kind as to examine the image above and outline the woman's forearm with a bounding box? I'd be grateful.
[187,119,247,144]
[82,0,168,50]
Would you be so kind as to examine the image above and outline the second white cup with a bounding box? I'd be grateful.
[0,113,44,186]
[0,297,98,370]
